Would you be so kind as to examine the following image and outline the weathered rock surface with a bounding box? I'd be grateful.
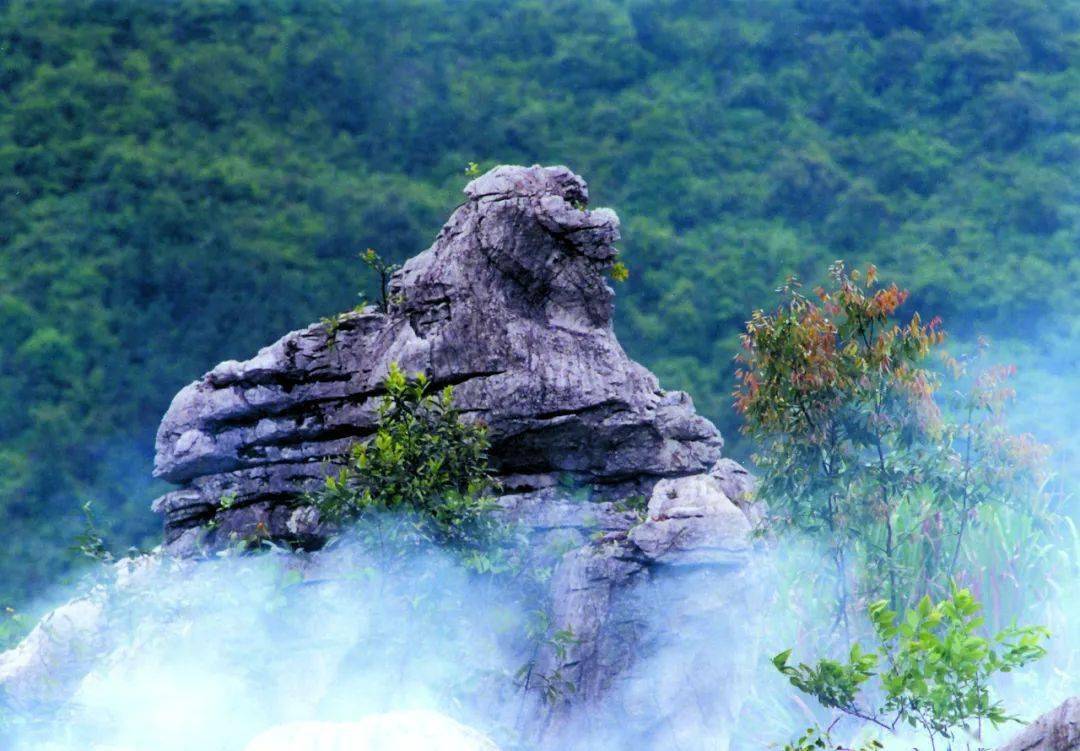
[152,164,734,554]
[0,555,162,712]
[537,473,755,741]
[244,711,502,751]
[629,474,752,566]
[0,592,108,710]
[996,697,1079,751]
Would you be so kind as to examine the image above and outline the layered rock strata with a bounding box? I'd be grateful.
[152,164,746,559]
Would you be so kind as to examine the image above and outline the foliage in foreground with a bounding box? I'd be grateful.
[774,586,1048,751]
[781,726,883,751]
[737,261,1065,749]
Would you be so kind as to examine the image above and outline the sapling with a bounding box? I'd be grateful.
[310,362,504,566]
[773,584,1048,751]
[360,247,400,313]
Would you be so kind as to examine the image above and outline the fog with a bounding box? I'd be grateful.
[6,502,1075,750]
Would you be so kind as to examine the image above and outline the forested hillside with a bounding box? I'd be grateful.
[2,0,1078,603]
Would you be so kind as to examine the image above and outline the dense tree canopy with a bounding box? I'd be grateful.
[1,0,1078,603]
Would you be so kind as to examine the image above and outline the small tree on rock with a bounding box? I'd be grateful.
[310,363,504,565]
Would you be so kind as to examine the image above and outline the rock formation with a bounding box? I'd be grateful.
[152,164,738,555]
[995,696,1079,751]
[148,166,758,724]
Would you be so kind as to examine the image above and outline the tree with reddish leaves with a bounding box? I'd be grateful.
[735,262,1047,631]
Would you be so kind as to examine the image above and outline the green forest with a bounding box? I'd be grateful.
[1,0,1078,605]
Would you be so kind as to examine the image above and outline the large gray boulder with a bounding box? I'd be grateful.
[152,164,734,555]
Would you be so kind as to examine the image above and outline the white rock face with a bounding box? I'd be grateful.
[0,554,164,711]
[0,593,109,709]
[244,710,501,751]
[628,474,752,566]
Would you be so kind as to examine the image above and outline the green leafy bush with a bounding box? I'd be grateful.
[310,363,502,555]
[774,585,1047,750]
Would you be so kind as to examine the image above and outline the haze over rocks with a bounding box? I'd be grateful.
[0,167,761,748]
[1,165,1071,750]
[147,164,760,730]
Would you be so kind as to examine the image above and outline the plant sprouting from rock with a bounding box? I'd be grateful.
[310,363,503,558]
[320,305,365,352]
[73,500,114,564]
[608,258,629,283]
[516,608,579,707]
[361,247,399,313]
[319,248,399,349]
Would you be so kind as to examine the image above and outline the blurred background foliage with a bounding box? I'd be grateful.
[0,0,1078,604]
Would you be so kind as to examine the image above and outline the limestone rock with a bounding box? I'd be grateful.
[152,164,729,553]
[0,593,108,710]
[542,538,649,702]
[629,474,752,566]
[142,164,758,736]
[0,555,162,711]
[996,697,1079,751]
